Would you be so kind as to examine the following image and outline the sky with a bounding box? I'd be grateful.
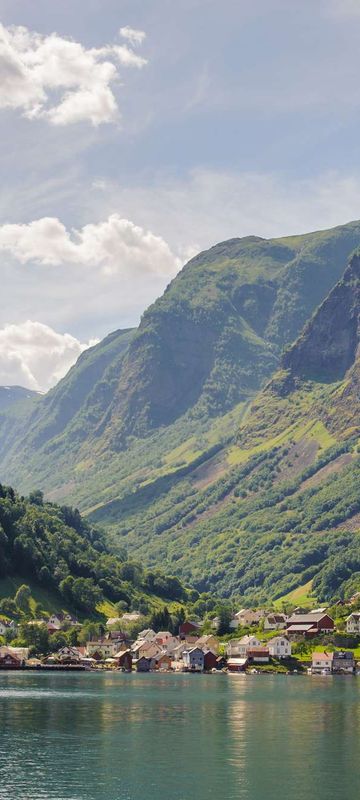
[2,0,360,390]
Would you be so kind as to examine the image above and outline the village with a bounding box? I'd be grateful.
[1,597,360,676]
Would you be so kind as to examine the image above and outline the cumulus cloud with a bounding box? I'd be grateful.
[0,23,147,126]
[0,321,97,391]
[0,214,180,276]
[119,26,146,46]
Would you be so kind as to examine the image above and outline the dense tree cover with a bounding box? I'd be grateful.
[0,484,188,615]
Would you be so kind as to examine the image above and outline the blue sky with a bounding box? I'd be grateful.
[1,0,360,389]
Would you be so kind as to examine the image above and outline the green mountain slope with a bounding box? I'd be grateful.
[0,484,188,618]
[2,223,360,604]
[88,251,360,604]
[2,220,360,505]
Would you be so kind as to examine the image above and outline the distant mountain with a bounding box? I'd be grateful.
[2,221,360,604]
[0,386,41,411]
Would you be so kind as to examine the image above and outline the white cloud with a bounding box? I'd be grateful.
[0,321,97,391]
[0,23,147,126]
[119,26,146,46]
[0,214,180,276]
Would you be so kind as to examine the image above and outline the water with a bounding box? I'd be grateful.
[0,671,360,800]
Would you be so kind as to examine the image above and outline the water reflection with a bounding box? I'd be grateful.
[0,673,360,800]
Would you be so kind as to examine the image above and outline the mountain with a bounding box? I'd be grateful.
[0,483,188,618]
[0,386,41,411]
[2,221,360,604]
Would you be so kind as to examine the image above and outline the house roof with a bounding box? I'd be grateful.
[239,634,260,644]
[247,647,269,655]
[227,657,248,666]
[287,624,317,633]
[347,613,360,621]
[287,613,332,624]
[312,651,334,661]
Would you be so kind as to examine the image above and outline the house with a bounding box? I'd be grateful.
[311,652,334,673]
[115,649,133,671]
[312,651,336,673]
[179,621,200,638]
[264,614,287,631]
[346,613,360,634]
[0,645,29,667]
[137,629,156,641]
[227,657,248,673]
[267,636,292,659]
[131,641,162,660]
[183,635,199,647]
[86,639,121,658]
[57,646,81,664]
[155,652,172,671]
[0,652,22,669]
[332,651,355,674]
[203,650,218,671]
[48,613,79,629]
[135,656,155,672]
[172,641,188,662]
[227,635,260,657]
[247,647,270,664]
[232,609,266,627]
[155,633,179,656]
[195,634,219,653]
[182,647,204,672]
[286,613,334,637]
[119,612,141,624]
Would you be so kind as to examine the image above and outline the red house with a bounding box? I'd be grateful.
[116,650,132,671]
[179,621,200,638]
[0,653,22,669]
[203,650,218,671]
[286,613,334,637]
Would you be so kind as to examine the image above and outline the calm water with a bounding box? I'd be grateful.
[0,672,360,800]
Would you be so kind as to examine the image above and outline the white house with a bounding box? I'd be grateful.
[267,636,291,659]
[311,652,334,674]
[346,613,360,634]
[233,609,266,627]
[86,640,121,658]
[182,647,204,672]
[226,635,260,657]
[263,614,287,631]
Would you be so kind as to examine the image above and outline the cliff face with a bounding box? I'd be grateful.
[283,253,360,383]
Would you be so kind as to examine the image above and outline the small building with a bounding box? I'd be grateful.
[179,621,200,638]
[332,651,355,674]
[227,657,248,673]
[227,635,260,657]
[155,652,172,671]
[182,647,204,672]
[286,613,334,637]
[267,636,291,659]
[0,645,29,667]
[195,634,219,653]
[131,641,163,660]
[232,609,266,627]
[203,650,218,671]
[346,613,360,634]
[57,647,81,664]
[135,656,155,672]
[247,647,270,664]
[311,652,334,674]
[137,629,156,641]
[115,649,133,671]
[264,614,287,631]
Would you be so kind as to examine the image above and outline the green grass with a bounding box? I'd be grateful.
[274,580,315,609]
